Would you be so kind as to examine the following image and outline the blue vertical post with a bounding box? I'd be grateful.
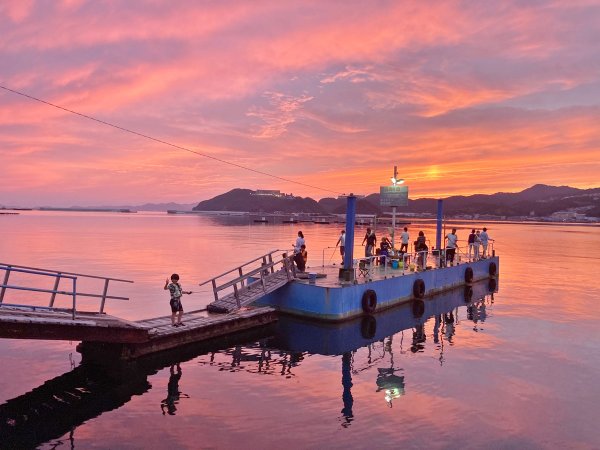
[436,199,443,252]
[339,195,356,280]
[344,195,356,270]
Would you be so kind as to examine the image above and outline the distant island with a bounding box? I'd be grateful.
[191,185,600,223]
[3,184,599,223]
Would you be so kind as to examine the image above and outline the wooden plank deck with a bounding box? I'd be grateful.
[79,306,278,360]
[0,305,148,343]
[207,269,291,313]
[0,303,278,357]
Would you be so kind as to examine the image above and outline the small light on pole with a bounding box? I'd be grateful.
[391,166,404,186]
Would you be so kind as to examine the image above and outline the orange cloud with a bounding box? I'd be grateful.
[1,1,599,206]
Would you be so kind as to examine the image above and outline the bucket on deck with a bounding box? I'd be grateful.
[391,260,399,269]
[308,272,317,283]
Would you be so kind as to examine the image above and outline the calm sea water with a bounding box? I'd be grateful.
[1,211,599,449]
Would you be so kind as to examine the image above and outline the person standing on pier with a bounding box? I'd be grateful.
[468,229,477,261]
[415,230,428,270]
[445,228,458,266]
[479,227,493,258]
[474,230,481,260]
[399,227,409,254]
[293,231,305,255]
[362,228,377,260]
[164,274,192,327]
[335,230,346,264]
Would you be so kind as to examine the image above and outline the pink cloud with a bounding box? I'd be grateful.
[1,1,600,206]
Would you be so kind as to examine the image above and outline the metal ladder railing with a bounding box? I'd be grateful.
[199,250,295,310]
[0,263,133,319]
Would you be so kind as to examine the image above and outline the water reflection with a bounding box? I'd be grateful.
[0,362,151,449]
[341,352,353,427]
[375,338,405,408]
[161,363,190,415]
[0,280,498,446]
[0,327,275,449]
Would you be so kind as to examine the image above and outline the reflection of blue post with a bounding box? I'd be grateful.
[341,352,354,426]
[339,195,356,280]
[436,199,443,251]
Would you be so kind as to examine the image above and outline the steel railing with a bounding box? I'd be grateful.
[0,263,133,319]
[198,249,295,309]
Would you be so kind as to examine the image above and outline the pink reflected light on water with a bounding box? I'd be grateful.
[1,211,599,448]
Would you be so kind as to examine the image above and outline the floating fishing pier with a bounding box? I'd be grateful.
[0,190,500,362]
[0,277,497,449]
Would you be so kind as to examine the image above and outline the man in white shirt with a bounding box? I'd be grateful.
[445,228,458,266]
[399,227,409,253]
[479,227,492,258]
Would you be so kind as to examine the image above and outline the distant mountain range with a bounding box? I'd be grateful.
[192,185,600,219]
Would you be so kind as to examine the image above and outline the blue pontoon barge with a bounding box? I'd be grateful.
[255,194,499,321]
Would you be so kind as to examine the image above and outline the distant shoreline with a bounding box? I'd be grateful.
[3,207,596,226]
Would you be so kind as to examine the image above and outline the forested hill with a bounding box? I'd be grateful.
[192,185,600,218]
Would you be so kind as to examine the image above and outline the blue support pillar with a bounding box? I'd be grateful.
[436,199,443,251]
[339,195,356,280]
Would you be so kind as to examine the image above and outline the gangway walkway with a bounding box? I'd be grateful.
[202,250,296,313]
[0,256,287,358]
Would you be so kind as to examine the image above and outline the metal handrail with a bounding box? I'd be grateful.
[0,266,77,319]
[0,262,133,283]
[0,263,132,319]
[198,249,284,287]
[199,250,294,308]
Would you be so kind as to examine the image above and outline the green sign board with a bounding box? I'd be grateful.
[380,185,408,207]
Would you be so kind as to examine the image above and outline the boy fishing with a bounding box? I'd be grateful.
[164,273,192,327]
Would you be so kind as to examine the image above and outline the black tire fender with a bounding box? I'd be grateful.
[361,289,377,314]
[464,266,474,284]
[413,279,425,299]
[488,278,497,292]
[489,262,497,277]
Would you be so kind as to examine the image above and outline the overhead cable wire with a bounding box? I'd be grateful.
[0,84,343,196]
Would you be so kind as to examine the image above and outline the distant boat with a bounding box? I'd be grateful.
[253,216,268,223]
[282,217,298,223]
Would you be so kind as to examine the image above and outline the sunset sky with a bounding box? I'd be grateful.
[1,0,599,207]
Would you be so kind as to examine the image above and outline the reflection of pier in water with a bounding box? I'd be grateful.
[0,325,276,449]
[197,279,498,424]
[0,363,150,449]
[0,280,498,446]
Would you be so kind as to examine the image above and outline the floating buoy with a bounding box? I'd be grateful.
[412,299,425,318]
[360,315,377,339]
[361,289,377,314]
[464,267,474,283]
[413,279,425,299]
[488,262,497,277]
